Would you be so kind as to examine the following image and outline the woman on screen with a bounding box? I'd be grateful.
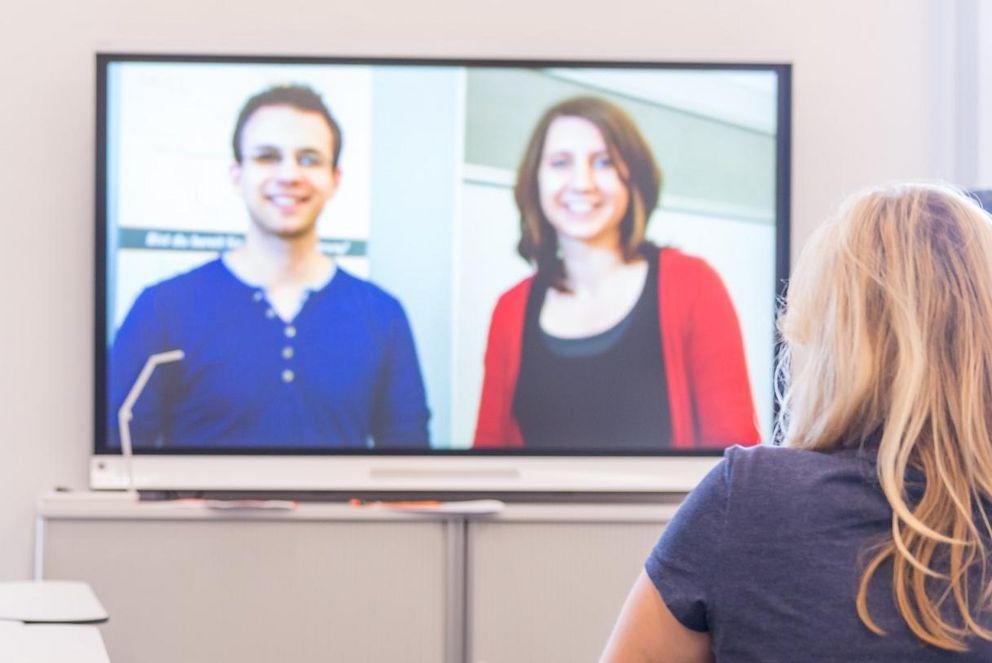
[472,96,759,450]
[602,185,992,661]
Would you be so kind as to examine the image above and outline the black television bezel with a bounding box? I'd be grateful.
[93,52,792,458]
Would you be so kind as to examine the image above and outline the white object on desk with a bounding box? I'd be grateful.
[354,499,506,515]
[117,348,185,497]
[0,621,110,663]
[0,581,108,623]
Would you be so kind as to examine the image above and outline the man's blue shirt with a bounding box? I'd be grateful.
[107,258,430,449]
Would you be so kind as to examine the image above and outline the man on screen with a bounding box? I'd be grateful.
[108,84,431,449]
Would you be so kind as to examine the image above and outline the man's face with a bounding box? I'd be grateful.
[231,105,340,240]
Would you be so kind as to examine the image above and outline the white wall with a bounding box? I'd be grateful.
[935,0,992,189]
[978,0,992,187]
[0,0,966,579]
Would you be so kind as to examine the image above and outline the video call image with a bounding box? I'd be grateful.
[102,59,783,452]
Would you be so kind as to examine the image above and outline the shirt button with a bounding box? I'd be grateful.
[265,308,276,319]
[284,326,296,338]
[281,369,295,383]
[253,291,264,302]
[282,346,294,359]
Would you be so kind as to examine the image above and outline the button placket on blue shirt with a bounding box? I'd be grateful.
[253,288,298,385]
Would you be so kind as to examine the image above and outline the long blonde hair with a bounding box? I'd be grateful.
[777,183,992,650]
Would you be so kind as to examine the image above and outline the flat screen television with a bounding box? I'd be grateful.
[91,53,791,493]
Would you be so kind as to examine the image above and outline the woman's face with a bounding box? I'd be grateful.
[537,116,630,248]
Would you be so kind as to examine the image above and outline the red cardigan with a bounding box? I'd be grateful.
[472,248,761,449]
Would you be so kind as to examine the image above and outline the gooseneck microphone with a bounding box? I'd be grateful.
[117,349,185,498]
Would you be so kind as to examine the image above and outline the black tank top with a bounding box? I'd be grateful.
[512,252,671,451]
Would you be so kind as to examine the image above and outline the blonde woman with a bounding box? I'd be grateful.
[601,184,992,661]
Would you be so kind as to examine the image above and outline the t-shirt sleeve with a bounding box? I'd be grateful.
[644,455,730,632]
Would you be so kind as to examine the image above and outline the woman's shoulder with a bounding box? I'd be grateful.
[657,247,721,282]
[720,444,880,513]
[725,443,840,473]
[725,443,873,476]
[490,276,535,319]
[498,275,535,302]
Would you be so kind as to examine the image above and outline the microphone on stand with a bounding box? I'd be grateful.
[117,349,185,499]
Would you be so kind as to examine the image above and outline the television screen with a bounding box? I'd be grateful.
[970,189,992,213]
[96,54,790,457]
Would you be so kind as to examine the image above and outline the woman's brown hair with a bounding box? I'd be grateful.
[514,96,661,290]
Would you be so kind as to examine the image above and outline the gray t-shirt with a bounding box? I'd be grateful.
[646,445,992,661]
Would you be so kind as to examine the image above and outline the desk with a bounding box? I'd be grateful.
[0,580,110,663]
[0,580,107,623]
[38,493,681,663]
[38,496,459,663]
[0,622,110,663]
